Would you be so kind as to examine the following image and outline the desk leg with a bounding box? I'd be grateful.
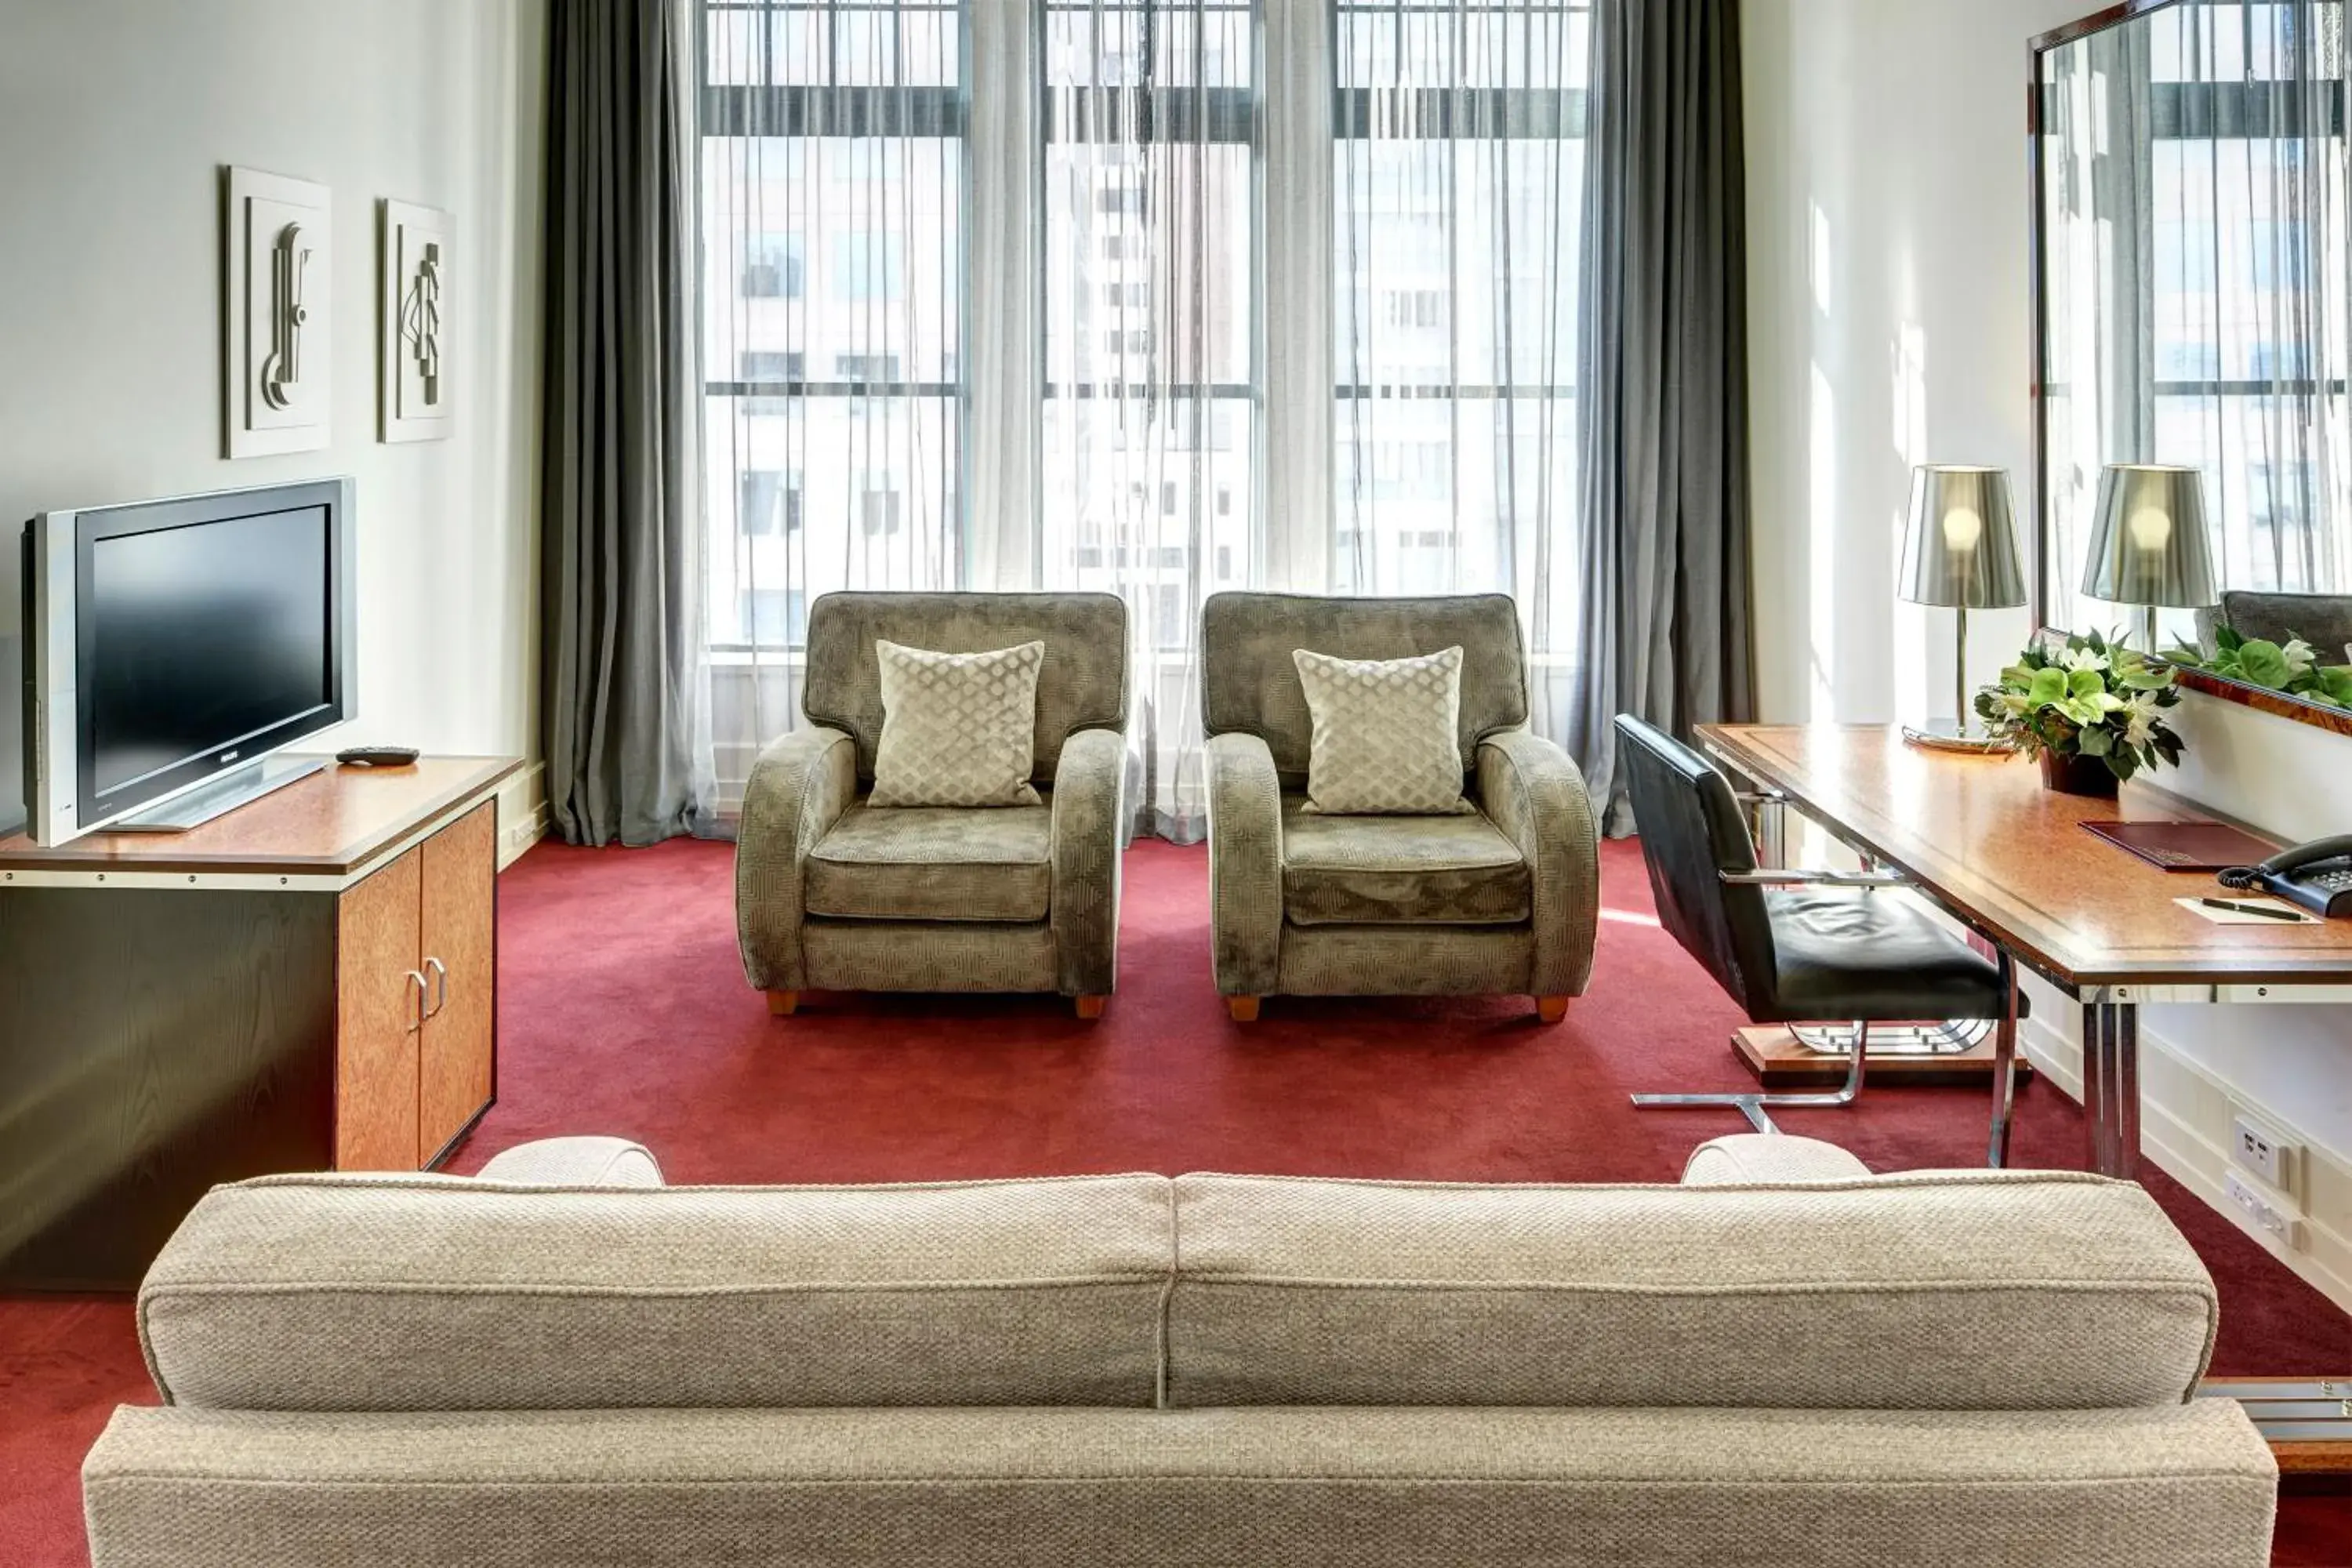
[2081,998,2142,1180]
[1987,952,2020,1169]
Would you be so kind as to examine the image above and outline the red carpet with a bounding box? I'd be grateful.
[4,837,2347,1563]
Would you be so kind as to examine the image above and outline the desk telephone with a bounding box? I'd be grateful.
[2219,836,2352,919]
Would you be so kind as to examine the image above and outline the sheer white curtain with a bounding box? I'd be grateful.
[695,0,1595,835]
[1330,0,1591,735]
[699,1,967,812]
[1038,0,1259,840]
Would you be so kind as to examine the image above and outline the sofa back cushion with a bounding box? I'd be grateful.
[140,1174,1173,1412]
[1165,1171,2216,1411]
[1201,593,1528,786]
[803,592,1128,784]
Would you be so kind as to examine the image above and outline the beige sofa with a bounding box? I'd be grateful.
[1200,592,1600,1021]
[85,1135,2275,1567]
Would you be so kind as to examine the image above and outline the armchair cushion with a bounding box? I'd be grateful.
[1291,645,1479,816]
[806,803,1053,924]
[869,639,1047,808]
[1281,800,1530,927]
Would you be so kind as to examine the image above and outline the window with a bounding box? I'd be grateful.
[742,234,805,297]
[834,352,904,382]
[740,586,809,644]
[1333,0,1589,618]
[832,231,906,301]
[739,468,804,535]
[701,0,964,655]
[1041,0,1257,640]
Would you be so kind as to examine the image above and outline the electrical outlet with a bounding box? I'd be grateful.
[2223,1171,2303,1250]
[2229,1111,2292,1190]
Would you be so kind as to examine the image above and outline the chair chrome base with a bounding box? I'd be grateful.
[1633,1023,1871,1135]
[1787,1018,1990,1057]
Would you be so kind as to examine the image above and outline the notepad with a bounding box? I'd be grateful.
[2082,819,2284,872]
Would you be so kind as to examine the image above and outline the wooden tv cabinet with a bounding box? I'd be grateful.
[0,756,521,1290]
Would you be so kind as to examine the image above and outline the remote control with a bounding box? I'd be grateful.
[336,746,421,768]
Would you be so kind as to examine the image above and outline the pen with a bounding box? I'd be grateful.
[2199,898,2305,924]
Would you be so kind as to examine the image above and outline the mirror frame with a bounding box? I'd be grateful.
[2027,0,2352,739]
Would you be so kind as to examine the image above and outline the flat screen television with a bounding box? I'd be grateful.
[20,478,355,844]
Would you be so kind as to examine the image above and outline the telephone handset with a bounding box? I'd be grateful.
[2219,835,2352,919]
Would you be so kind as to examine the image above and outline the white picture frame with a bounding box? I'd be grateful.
[379,199,452,443]
[223,166,332,459]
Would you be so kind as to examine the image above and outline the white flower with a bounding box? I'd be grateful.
[2283,637,2318,678]
[2122,691,2161,749]
[2056,645,2111,675]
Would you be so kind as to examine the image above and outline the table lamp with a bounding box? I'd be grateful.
[2081,464,2218,654]
[1899,465,2027,752]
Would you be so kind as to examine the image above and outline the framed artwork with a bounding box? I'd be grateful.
[380,199,452,443]
[223,166,332,459]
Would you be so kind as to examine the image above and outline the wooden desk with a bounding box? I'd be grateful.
[0,756,520,1289]
[1696,724,2352,1178]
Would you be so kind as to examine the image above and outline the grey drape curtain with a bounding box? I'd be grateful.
[542,0,712,846]
[1569,0,1754,837]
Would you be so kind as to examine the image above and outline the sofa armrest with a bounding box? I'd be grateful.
[1475,729,1600,997]
[475,1137,666,1188]
[735,726,858,991]
[1206,731,1283,997]
[1051,727,1127,997]
[1681,1134,1871,1186]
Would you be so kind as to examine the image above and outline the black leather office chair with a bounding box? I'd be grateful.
[1614,716,2024,1166]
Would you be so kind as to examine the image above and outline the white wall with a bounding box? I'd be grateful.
[0,0,549,855]
[1745,0,2352,1312]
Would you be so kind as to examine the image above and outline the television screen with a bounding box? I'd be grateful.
[22,477,354,844]
[86,506,335,803]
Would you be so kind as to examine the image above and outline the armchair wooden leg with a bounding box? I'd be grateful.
[1074,995,1107,1020]
[1225,996,1261,1022]
[766,990,799,1017]
[1536,996,1570,1025]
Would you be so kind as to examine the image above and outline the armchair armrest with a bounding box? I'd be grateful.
[1205,731,1283,997]
[1476,729,1601,997]
[1051,726,1127,997]
[734,725,858,991]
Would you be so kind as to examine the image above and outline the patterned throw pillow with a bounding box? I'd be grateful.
[1290,645,1475,815]
[869,639,1047,808]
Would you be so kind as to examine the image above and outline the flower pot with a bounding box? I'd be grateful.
[2038,749,2121,797]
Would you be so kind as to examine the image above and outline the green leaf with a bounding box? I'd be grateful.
[2078,724,2113,757]
[2108,748,2139,782]
[2086,629,2108,655]
[2067,667,2109,701]
[2238,639,2294,690]
[2027,666,2069,709]
[2216,625,2245,653]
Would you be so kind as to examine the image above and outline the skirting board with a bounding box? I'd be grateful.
[2022,1014,2352,1317]
[495,762,547,871]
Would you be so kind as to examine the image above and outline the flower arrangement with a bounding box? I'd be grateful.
[2172,626,2352,710]
[1973,629,2184,789]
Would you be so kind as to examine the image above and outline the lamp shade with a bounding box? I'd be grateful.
[1899,466,2027,609]
[2081,464,2219,609]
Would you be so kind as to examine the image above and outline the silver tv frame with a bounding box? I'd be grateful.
[24,477,357,846]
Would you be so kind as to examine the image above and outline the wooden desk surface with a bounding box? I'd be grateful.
[0,756,521,877]
[1697,724,2352,990]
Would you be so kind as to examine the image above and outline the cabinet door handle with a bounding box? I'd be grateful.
[405,970,429,1033]
[423,956,449,1019]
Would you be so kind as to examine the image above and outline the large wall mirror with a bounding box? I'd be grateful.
[2032,0,2352,722]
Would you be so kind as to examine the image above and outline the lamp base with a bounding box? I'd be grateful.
[1900,721,2016,755]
